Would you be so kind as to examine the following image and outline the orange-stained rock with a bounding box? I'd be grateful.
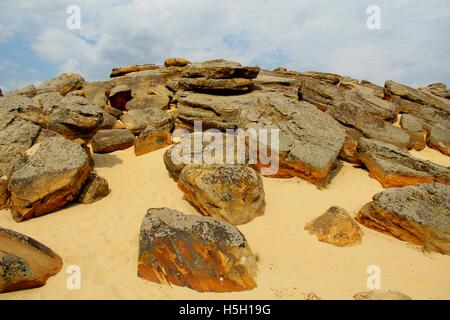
[356,183,450,255]
[110,64,159,78]
[0,227,62,293]
[164,58,191,68]
[138,208,258,293]
[356,138,449,188]
[305,206,363,247]
[134,127,172,156]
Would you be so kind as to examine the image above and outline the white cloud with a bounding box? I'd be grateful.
[1,0,449,88]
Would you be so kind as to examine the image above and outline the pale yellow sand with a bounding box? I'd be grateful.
[0,146,449,300]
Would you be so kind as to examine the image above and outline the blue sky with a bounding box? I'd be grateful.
[1,0,449,92]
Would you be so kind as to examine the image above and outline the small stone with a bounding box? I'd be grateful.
[134,127,172,156]
[78,171,110,204]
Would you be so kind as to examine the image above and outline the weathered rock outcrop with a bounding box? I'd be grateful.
[91,129,135,154]
[356,138,449,188]
[181,59,260,79]
[177,91,346,186]
[354,291,412,300]
[0,227,62,293]
[8,137,91,222]
[77,171,110,204]
[356,183,450,255]
[419,83,450,100]
[138,208,258,292]
[36,73,85,96]
[178,77,254,92]
[305,206,363,247]
[178,165,265,225]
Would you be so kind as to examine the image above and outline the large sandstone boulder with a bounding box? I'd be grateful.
[178,165,265,225]
[177,91,346,186]
[91,129,135,154]
[8,136,91,222]
[164,58,191,68]
[356,138,449,188]
[178,77,254,92]
[36,73,85,96]
[134,127,172,156]
[108,85,132,110]
[120,108,173,135]
[427,124,450,156]
[0,227,62,293]
[356,183,450,255]
[305,206,363,247]
[138,208,258,292]
[181,59,260,79]
[400,114,426,151]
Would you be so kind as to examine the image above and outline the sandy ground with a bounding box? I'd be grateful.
[0,146,449,300]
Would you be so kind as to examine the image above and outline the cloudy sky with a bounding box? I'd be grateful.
[1,0,449,92]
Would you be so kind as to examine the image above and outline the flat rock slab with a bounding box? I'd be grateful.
[356,138,449,188]
[91,129,135,154]
[181,59,260,79]
[138,208,258,292]
[427,124,450,156]
[356,183,450,255]
[110,64,159,78]
[36,73,85,96]
[178,78,254,92]
[9,136,91,222]
[178,165,265,225]
[305,206,363,247]
[0,227,62,293]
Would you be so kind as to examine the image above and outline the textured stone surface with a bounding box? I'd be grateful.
[356,138,449,188]
[354,291,412,300]
[125,93,169,111]
[91,129,135,154]
[178,78,254,92]
[356,183,450,255]
[120,108,173,135]
[305,206,363,247]
[181,59,260,79]
[9,137,91,222]
[164,58,191,68]
[178,165,265,225]
[77,171,110,204]
[138,208,258,292]
[110,64,159,78]
[0,227,63,293]
[400,114,426,151]
[134,127,172,156]
[427,124,450,156]
[36,73,85,96]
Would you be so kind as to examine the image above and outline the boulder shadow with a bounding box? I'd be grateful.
[92,153,124,168]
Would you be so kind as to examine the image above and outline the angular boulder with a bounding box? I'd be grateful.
[8,137,91,222]
[0,227,63,293]
[91,129,135,154]
[134,127,172,156]
[164,58,191,68]
[36,73,85,96]
[356,183,450,255]
[138,208,258,292]
[77,171,110,204]
[120,108,173,135]
[427,124,450,156]
[356,138,449,188]
[305,206,363,247]
[178,165,265,225]
[400,114,426,151]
